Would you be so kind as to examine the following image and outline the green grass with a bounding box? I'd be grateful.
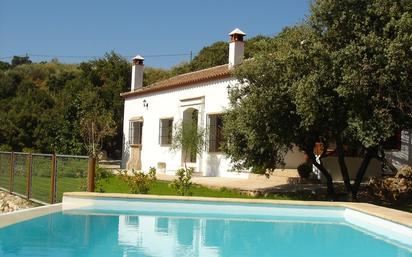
[98,176,292,200]
[0,174,86,203]
[0,154,88,203]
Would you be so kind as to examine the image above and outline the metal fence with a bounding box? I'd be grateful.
[0,151,91,204]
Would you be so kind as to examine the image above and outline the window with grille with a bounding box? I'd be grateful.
[159,118,173,145]
[208,114,224,152]
[129,121,143,145]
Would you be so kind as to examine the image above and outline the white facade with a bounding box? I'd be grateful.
[122,77,251,177]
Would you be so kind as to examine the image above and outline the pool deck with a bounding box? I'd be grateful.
[1,192,411,229]
[156,170,325,194]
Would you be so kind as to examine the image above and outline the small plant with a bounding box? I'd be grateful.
[171,167,194,196]
[94,166,114,192]
[120,167,157,194]
[297,162,312,180]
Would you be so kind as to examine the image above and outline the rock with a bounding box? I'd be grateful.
[0,191,38,214]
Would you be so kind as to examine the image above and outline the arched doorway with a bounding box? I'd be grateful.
[182,108,199,164]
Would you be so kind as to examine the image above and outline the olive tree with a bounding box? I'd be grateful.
[224,0,412,200]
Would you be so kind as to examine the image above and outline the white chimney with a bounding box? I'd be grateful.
[228,28,246,68]
[131,55,144,91]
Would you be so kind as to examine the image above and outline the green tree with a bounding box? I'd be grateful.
[0,61,11,71]
[224,0,412,200]
[11,55,32,67]
[79,90,116,158]
[143,67,171,86]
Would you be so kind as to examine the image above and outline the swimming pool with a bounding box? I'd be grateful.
[0,193,411,257]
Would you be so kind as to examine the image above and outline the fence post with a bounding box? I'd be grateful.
[9,152,14,193]
[87,156,96,192]
[50,153,57,204]
[26,152,33,200]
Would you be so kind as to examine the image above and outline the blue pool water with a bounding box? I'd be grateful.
[0,203,411,257]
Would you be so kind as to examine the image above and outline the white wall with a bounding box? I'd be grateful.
[122,77,303,177]
[322,157,381,182]
[385,130,412,169]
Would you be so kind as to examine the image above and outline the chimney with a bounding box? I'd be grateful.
[228,28,246,68]
[131,55,144,91]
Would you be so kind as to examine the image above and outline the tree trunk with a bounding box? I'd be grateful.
[336,134,352,197]
[351,147,377,200]
[305,149,335,199]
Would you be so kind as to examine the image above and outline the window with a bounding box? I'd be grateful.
[208,114,224,152]
[159,118,173,145]
[129,121,143,145]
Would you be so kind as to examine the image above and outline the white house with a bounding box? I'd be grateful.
[121,29,305,177]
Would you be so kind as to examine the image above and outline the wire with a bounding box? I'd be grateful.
[0,52,195,61]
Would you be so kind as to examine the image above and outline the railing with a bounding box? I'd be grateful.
[0,151,95,204]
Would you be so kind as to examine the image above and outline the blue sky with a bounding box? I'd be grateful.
[0,0,310,68]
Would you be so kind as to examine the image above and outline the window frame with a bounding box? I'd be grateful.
[159,118,174,146]
[129,120,143,145]
[207,113,224,153]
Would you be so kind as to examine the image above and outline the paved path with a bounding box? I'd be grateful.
[157,169,324,193]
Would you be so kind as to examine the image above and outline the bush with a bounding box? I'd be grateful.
[369,165,412,201]
[171,167,194,196]
[297,162,312,179]
[94,166,114,193]
[120,167,157,194]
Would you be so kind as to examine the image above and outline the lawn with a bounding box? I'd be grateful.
[99,176,294,200]
[0,175,86,203]
[0,154,88,203]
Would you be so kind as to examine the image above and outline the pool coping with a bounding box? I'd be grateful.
[0,192,411,229]
[0,203,62,228]
[63,192,412,228]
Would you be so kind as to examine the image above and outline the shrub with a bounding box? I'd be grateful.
[94,166,114,193]
[171,167,194,196]
[120,167,157,194]
[297,162,312,179]
[369,165,412,201]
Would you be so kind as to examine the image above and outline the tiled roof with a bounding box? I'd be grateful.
[121,64,231,98]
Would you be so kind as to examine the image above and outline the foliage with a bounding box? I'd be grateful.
[79,102,116,157]
[171,120,205,167]
[171,167,194,196]
[223,26,315,173]
[119,167,157,194]
[11,55,32,67]
[223,0,412,200]
[0,61,11,71]
[0,53,128,157]
[369,166,412,202]
[143,67,171,86]
[94,166,114,193]
[297,163,313,180]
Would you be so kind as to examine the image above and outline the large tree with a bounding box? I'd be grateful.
[224,0,412,200]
